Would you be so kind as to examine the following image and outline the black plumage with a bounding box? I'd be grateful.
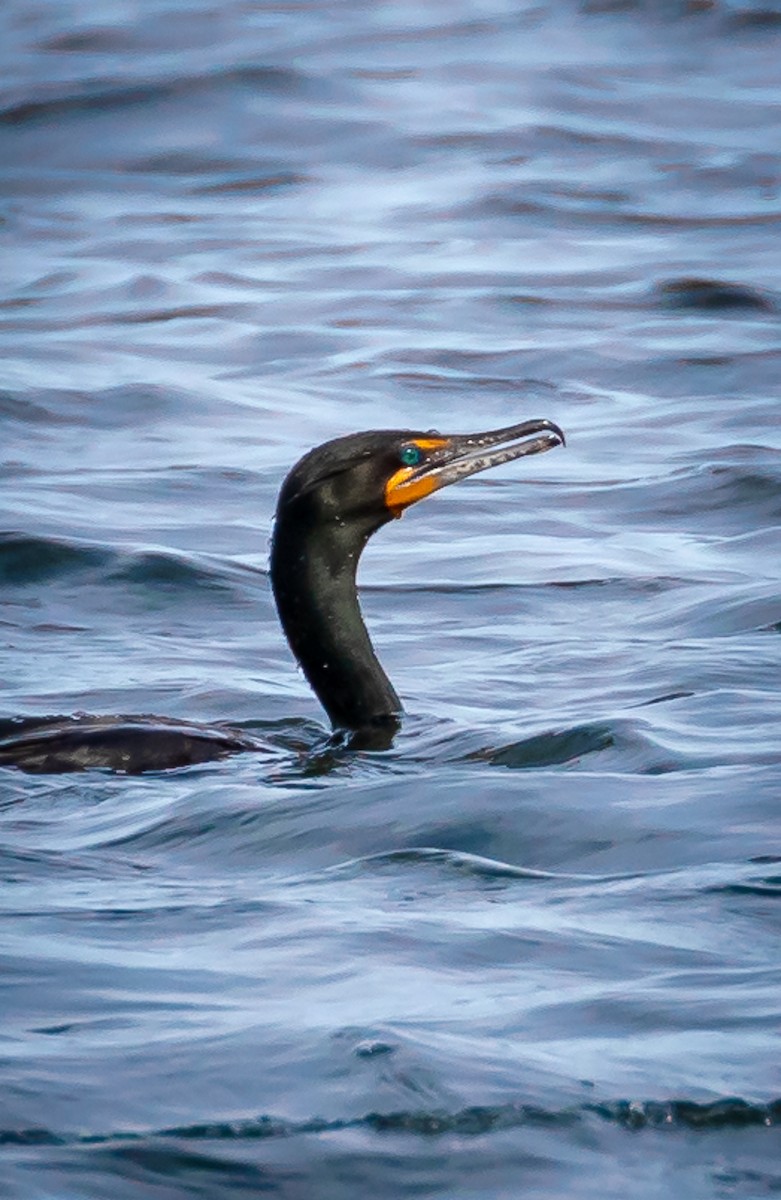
[1,419,564,772]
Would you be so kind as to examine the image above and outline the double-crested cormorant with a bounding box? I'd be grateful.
[0,419,564,773]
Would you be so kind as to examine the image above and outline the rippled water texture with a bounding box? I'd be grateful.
[2,1,781,1196]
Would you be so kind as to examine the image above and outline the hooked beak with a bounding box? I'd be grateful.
[384,418,566,515]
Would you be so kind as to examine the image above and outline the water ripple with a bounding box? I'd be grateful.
[2,1092,778,1149]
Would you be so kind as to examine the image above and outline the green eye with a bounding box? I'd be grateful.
[400,445,422,467]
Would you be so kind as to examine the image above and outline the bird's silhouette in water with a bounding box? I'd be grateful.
[0,419,564,773]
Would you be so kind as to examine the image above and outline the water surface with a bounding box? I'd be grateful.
[2,1,781,1196]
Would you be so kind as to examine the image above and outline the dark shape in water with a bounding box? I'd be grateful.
[0,419,564,773]
[656,277,776,313]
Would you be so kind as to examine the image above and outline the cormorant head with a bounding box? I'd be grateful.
[271,418,566,739]
[275,418,565,541]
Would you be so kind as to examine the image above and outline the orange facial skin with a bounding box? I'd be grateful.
[384,438,449,516]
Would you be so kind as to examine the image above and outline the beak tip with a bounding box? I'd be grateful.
[547,421,566,448]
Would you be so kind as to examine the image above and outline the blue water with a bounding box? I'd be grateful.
[2,1,781,1196]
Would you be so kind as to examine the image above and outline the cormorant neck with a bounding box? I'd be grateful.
[270,507,401,740]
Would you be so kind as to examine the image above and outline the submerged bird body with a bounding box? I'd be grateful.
[1,420,564,773]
